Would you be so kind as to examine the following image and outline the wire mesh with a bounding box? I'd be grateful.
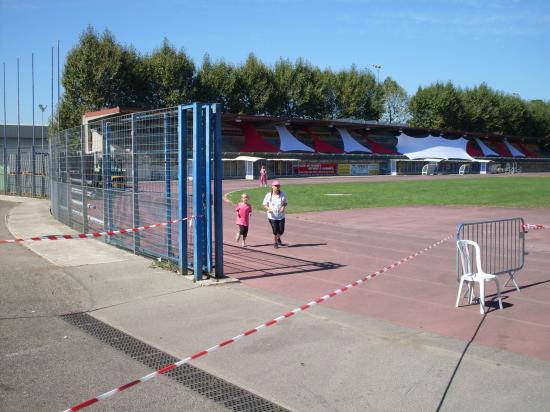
[0,147,49,196]
[49,107,194,265]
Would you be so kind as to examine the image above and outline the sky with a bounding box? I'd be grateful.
[1,0,549,124]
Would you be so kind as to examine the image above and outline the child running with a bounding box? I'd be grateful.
[235,193,252,247]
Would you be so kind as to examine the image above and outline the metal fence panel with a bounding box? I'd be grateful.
[49,107,194,267]
[456,217,526,290]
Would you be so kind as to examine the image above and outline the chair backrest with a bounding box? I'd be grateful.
[457,239,483,276]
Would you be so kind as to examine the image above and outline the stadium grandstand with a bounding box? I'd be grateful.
[219,113,550,179]
[81,107,550,180]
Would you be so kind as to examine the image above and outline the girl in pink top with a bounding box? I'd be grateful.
[235,193,252,247]
[259,165,268,187]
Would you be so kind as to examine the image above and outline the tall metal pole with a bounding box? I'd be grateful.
[17,58,20,148]
[57,40,60,131]
[16,58,21,195]
[32,53,36,197]
[32,53,35,147]
[2,62,7,194]
[51,46,54,131]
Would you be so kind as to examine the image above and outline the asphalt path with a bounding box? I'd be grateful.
[0,200,226,412]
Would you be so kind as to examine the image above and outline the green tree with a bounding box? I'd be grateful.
[525,99,550,137]
[237,53,278,115]
[461,83,502,133]
[380,77,410,124]
[194,54,245,113]
[274,58,330,118]
[60,26,145,128]
[332,66,382,120]
[143,38,195,108]
[409,81,465,129]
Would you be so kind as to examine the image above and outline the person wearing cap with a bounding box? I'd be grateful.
[262,180,288,249]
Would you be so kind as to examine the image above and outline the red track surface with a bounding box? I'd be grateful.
[222,176,550,361]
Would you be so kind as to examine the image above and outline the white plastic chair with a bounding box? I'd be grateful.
[456,240,503,314]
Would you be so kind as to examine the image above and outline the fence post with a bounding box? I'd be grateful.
[192,102,206,280]
[204,104,212,274]
[102,120,112,238]
[212,103,224,278]
[2,146,6,195]
[16,147,21,195]
[65,130,71,225]
[131,114,140,253]
[163,112,172,258]
[177,106,188,274]
[81,125,88,233]
[31,145,36,197]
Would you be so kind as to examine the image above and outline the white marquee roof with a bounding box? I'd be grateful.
[396,133,475,161]
[336,128,372,153]
[504,139,526,157]
[275,125,315,152]
[474,137,499,157]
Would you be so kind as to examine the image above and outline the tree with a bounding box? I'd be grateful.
[274,58,330,118]
[143,38,195,108]
[409,81,465,129]
[525,99,550,138]
[60,26,145,127]
[380,77,410,124]
[460,83,501,133]
[194,54,245,113]
[237,53,278,115]
[331,65,382,120]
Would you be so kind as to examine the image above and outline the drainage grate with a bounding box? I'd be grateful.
[62,312,289,412]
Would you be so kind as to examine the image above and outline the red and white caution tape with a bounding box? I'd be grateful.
[64,234,453,411]
[523,223,549,231]
[0,216,195,245]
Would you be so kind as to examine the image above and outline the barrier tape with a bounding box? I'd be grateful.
[523,223,549,231]
[0,216,196,245]
[64,234,453,411]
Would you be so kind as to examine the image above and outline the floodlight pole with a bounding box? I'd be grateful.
[372,64,382,84]
[39,104,47,150]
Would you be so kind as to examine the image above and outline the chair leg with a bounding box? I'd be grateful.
[504,271,520,292]
[479,281,485,314]
[456,277,465,308]
[467,283,475,304]
[494,277,503,310]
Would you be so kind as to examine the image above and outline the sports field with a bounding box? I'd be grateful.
[227,176,550,211]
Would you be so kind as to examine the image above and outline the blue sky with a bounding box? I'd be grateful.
[1,0,549,124]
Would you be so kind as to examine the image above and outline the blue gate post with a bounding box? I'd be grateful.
[212,103,224,278]
[177,105,188,274]
[131,114,140,254]
[102,121,113,239]
[192,102,206,280]
[204,105,213,273]
[163,112,173,258]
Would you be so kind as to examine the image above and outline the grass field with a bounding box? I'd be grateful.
[226,177,550,213]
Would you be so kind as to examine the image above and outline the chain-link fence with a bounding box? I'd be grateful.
[1,147,49,197]
[50,107,195,265]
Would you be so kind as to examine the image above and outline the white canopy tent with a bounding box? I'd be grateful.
[396,133,475,161]
[504,139,526,157]
[474,137,499,157]
[336,128,372,153]
[274,125,315,152]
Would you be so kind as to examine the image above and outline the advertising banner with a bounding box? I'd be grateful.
[293,163,337,175]
[350,163,379,175]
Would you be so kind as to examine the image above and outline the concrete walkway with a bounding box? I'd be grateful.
[1,189,549,411]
